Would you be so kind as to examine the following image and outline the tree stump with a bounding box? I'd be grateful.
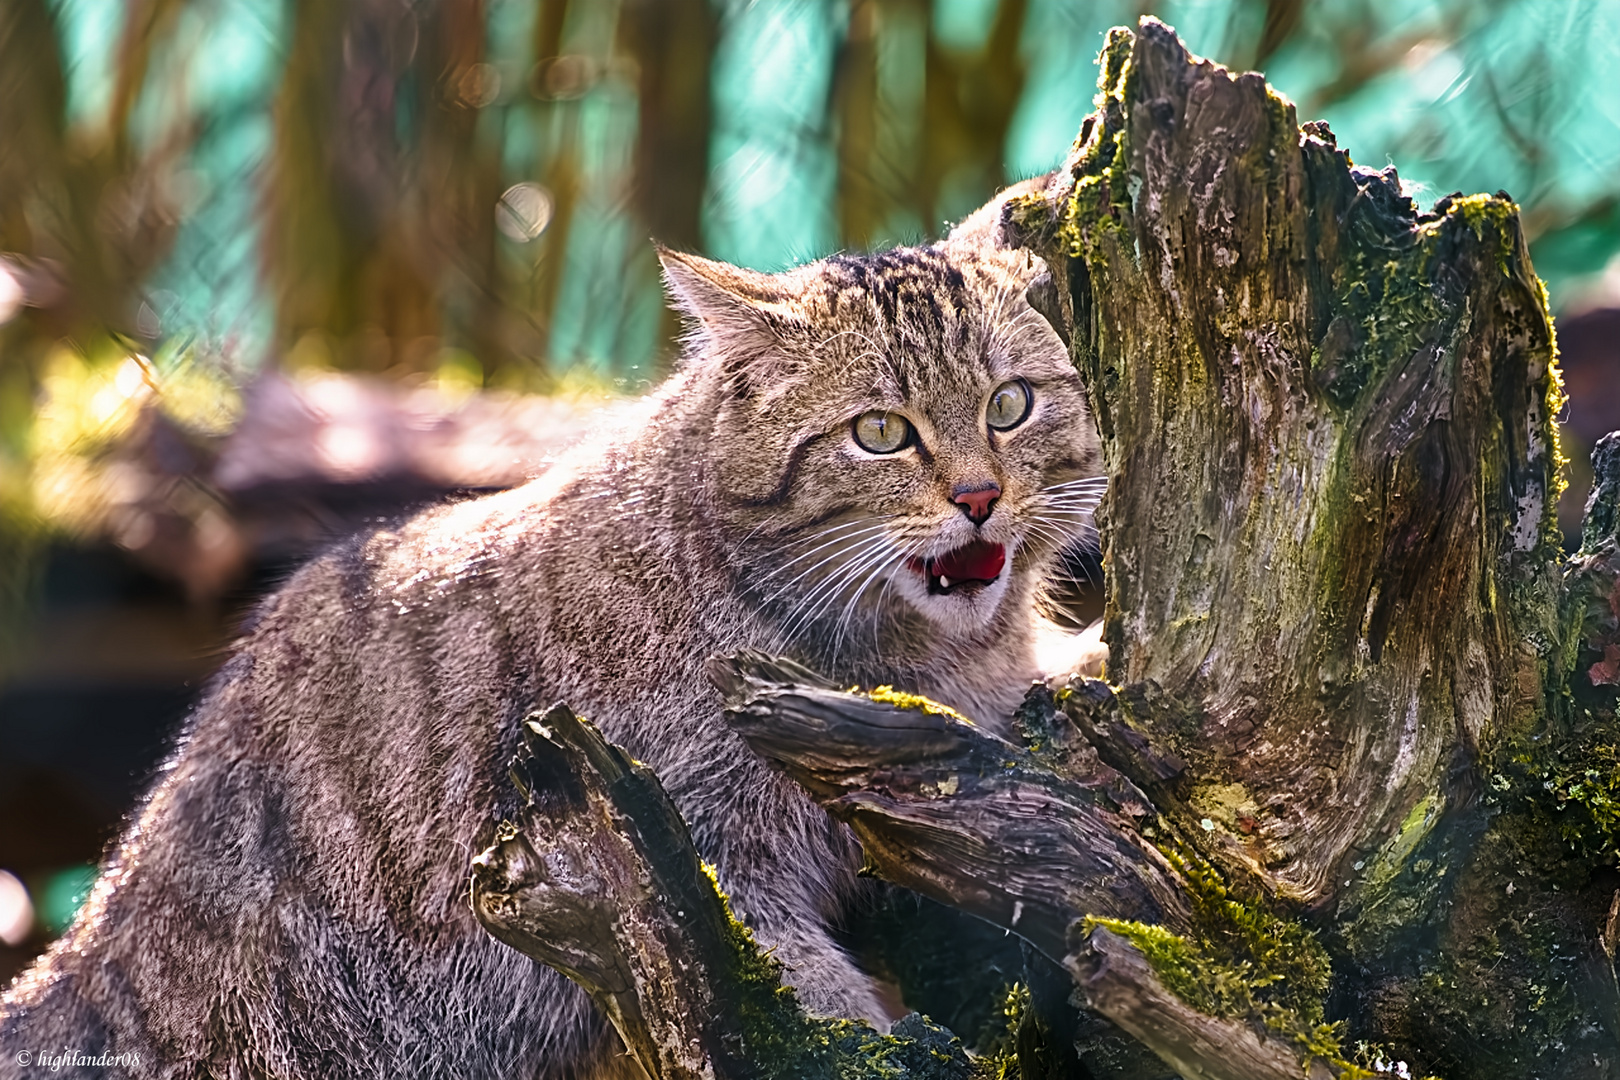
[470,18,1620,1080]
[992,17,1618,1077]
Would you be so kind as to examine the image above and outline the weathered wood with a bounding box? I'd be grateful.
[470,703,980,1080]
[709,651,1191,961]
[470,704,751,1080]
[472,680,1348,1080]
[993,17,1619,1077]
[1066,928,1324,1080]
[1003,13,1564,914]
[714,652,1350,1079]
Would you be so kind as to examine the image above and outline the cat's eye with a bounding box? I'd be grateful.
[986,379,1033,431]
[852,411,912,454]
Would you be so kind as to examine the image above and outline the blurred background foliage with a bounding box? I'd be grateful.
[1,0,1619,972]
[3,0,1620,574]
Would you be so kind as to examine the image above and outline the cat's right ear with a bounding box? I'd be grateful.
[656,246,788,337]
[656,245,804,398]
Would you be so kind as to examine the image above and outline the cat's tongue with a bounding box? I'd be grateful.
[909,540,1006,590]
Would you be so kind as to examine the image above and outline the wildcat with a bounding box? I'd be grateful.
[0,181,1103,1079]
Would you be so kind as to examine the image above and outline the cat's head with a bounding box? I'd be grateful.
[659,227,1101,659]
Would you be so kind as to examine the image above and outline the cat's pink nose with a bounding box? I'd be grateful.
[952,482,1001,524]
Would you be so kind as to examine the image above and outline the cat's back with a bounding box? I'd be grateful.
[141,382,744,905]
[1,405,720,1079]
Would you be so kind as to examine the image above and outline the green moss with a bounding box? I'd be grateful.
[1058,27,1135,263]
[1448,193,1568,552]
[1411,592,1619,1069]
[1317,195,1497,409]
[1394,813,1597,1073]
[1083,918,1235,1012]
[1495,565,1620,863]
[1506,730,1620,862]
[1002,191,1056,249]
[967,985,1028,1080]
[1315,188,1563,493]
[1082,844,1361,1071]
[1533,262,1569,550]
[1448,193,1568,551]
[1316,224,1446,408]
[1172,847,1333,1024]
[1094,26,1133,109]
[1060,25,1300,274]
[703,862,977,1079]
[1367,795,1442,889]
[1334,793,1463,963]
[1451,193,1518,270]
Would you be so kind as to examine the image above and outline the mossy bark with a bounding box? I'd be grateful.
[998,17,1617,1079]
[470,704,980,1080]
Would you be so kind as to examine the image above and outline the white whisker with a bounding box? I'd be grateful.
[828,545,902,663]
[778,534,897,644]
[749,514,895,555]
[753,521,898,600]
[1041,484,1101,496]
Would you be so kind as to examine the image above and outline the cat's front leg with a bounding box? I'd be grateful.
[1032,615,1107,682]
[678,765,895,1028]
[725,854,894,1029]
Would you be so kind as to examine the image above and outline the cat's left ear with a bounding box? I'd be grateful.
[656,245,805,397]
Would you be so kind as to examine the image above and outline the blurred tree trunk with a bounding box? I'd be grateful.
[619,0,717,361]
[836,0,1028,248]
[476,18,1620,1080]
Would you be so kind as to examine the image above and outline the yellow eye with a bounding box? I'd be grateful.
[986,379,1032,431]
[852,411,912,454]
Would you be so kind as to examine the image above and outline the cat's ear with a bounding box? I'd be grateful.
[656,246,791,335]
[943,170,1060,247]
[656,245,805,399]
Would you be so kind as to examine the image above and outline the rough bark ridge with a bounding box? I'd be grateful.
[470,19,1620,1080]
[1009,16,1564,910]
[712,652,1342,1079]
[708,651,1192,951]
[469,704,979,1080]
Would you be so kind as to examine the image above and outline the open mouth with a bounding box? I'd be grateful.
[907,540,1006,595]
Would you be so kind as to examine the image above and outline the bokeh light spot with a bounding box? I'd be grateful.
[40,865,98,935]
[458,63,503,108]
[0,870,34,946]
[0,260,22,325]
[496,183,555,242]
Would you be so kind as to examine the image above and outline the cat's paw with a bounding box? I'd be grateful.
[786,961,899,1031]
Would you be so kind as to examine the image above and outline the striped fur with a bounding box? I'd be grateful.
[0,184,1101,1079]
